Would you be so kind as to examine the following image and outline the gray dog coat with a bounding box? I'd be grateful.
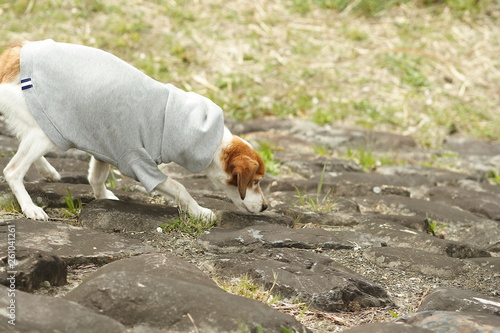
[20,39,224,192]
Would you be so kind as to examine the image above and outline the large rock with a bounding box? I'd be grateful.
[79,199,179,233]
[418,288,500,316]
[0,285,127,333]
[354,220,490,258]
[66,253,306,332]
[0,219,154,265]
[0,246,67,292]
[427,186,500,221]
[342,322,434,333]
[397,311,500,332]
[205,248,393,312]
[198,223,386,254]
[363,247,466,279]
[354,194,500,247]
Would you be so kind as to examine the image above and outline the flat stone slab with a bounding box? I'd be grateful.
[467,257,500,274]
[363,247,466,279]
[198,223,386,254]
[427,186,500,221]
[418,288,500,316]
[397,310,500,333]
[342,322,434,333]
[65,253,306,332]
[0,285,127,333]
[205,248,393,312]
[354,220,490,259]
[79,199,179,233]
[0,247,67,291]
[0,219,154,265]
[354,194,500,248]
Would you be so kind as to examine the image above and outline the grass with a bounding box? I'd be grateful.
[61,188,82,218]
[215,273,311,326]
[294,165,337,213]
[425,216,449,238]
[256,141,281,175]
[0,193,21,215]
[158,209,217,236]
[1,1,498,149]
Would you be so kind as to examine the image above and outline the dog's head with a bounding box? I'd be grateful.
[211,136,267,213]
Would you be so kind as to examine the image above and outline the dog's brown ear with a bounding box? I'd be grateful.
[233,158,258,200]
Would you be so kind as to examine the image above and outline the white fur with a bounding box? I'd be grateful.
[0,81,267,221]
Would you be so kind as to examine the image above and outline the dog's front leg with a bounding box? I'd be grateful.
[154,178,216,221]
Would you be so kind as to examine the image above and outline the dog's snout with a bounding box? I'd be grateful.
[260,203,268,212]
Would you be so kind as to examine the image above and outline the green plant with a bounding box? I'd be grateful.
[0,194,22,214]
[159,209,216,236]
[426,216,449,237]
[346,147,379,171]
[389,310,400,318]
[256,141,281,175]
[294,165,337,213]
[215,273,280,305]
[62,188,82,217]
[486,170,500,184]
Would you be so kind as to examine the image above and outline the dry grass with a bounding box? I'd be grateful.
[1,0,498,149]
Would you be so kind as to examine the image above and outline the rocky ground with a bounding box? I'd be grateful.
[1,118,499,332]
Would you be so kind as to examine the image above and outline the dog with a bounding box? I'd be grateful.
[0,40,267,221]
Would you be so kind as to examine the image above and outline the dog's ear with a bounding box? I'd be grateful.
[232,158,259,200]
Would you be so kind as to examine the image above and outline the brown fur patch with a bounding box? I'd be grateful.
[221,137,265,199]
[221,136,265,181]
[0,42,25,84]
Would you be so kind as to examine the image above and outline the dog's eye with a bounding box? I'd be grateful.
[253,179,261,185]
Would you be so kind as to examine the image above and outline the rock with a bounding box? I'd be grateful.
[0,285,127,333]
[218,210,295,229]
[363,247,466,279]
[198,223,386,254]
[205,248,394,312]
[397,311,500,333]
[418,288,500,316]
[427,186,500,221]
[445,136,500,156]
[0,219,154,265]
[354,220,490,259]
[342,322,434,333]
[377,165,474,185]
[289,121,418,151]
[363,215,430,233]
[0,246,67,292]
[467,257,500,273]
[66,253,306,332]
[79,199,179,233]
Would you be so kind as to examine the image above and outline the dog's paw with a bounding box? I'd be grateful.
[196,207,217,222]
[96,189,119,200]
[23,206,49,221]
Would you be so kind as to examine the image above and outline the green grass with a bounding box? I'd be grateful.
[61,188,82,218]
[294,165,338,213]
[159,210,216,236]
[256,141,281,175]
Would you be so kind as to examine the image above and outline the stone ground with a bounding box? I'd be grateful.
[0,118,499,332]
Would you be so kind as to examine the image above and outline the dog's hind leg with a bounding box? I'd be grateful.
[3,129,57,220]
[33,156,61,181]
[88,156,119,200]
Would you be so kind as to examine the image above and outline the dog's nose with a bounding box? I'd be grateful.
[260,203,268,212]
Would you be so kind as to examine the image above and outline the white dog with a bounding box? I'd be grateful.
[0,40,267,221]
